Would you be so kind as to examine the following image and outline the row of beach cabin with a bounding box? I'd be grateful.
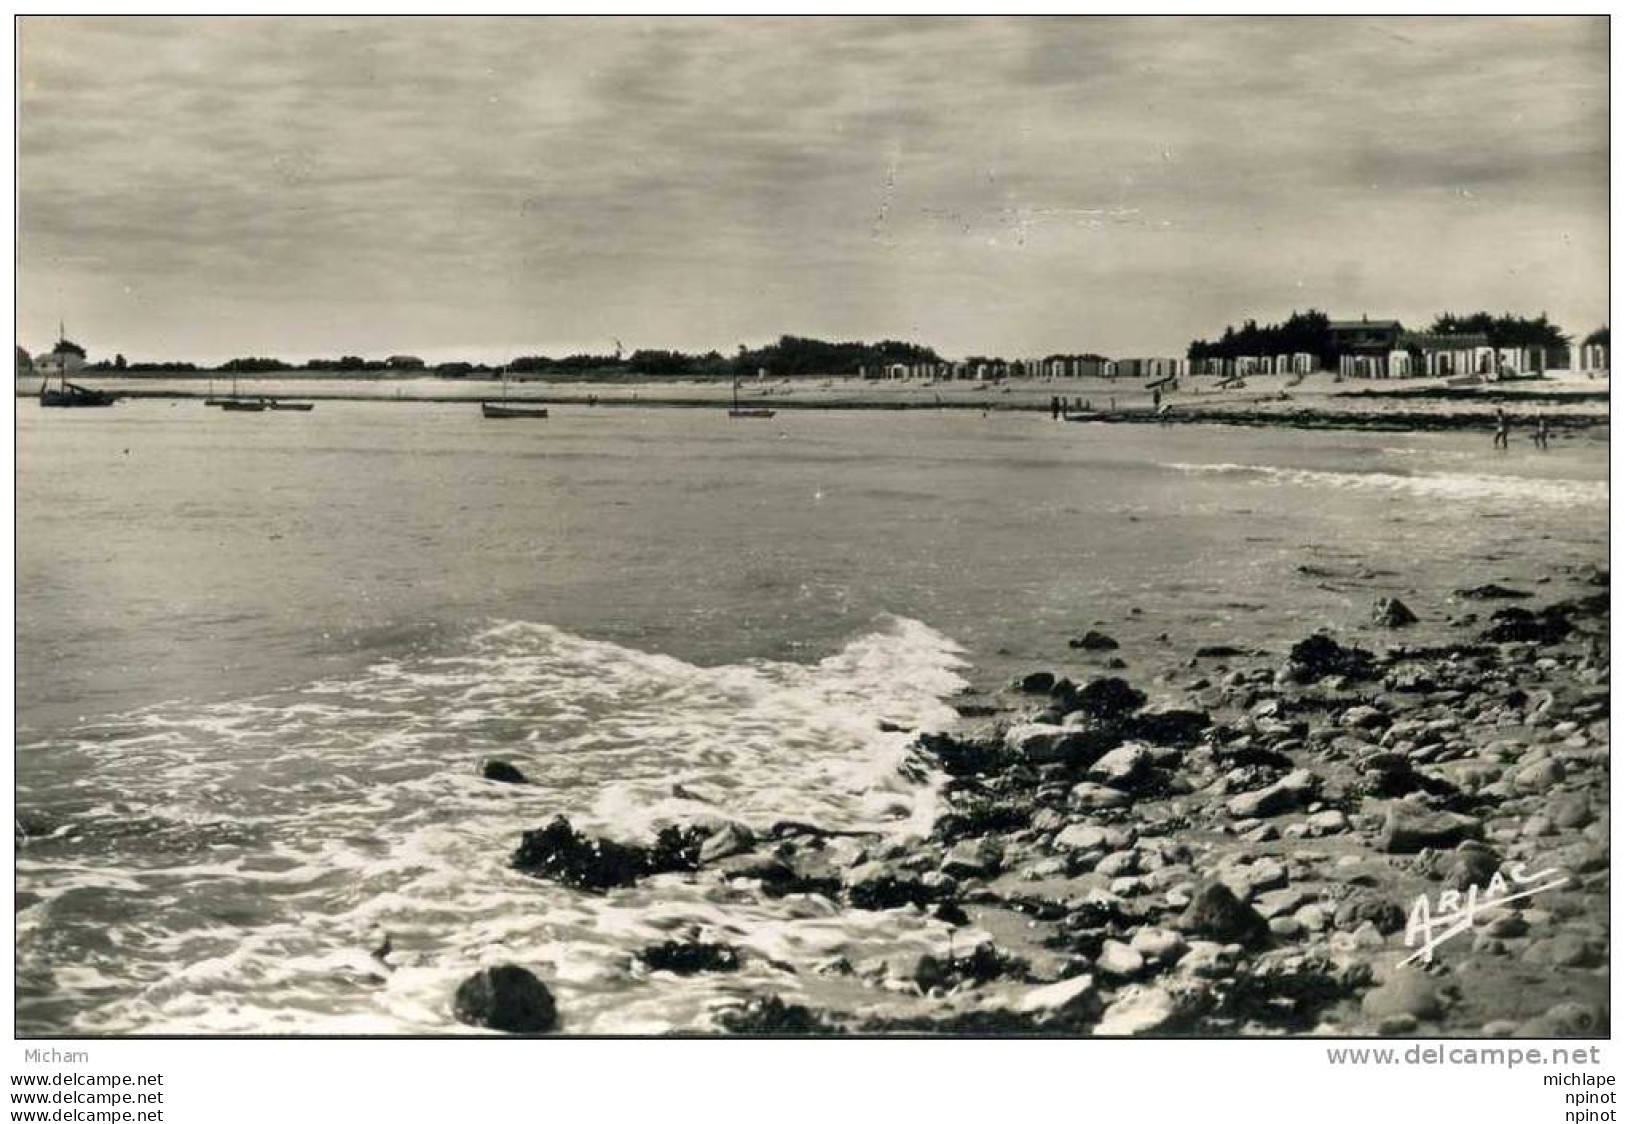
[857,343,1607,383]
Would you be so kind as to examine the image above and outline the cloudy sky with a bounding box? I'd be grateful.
[18,16,1608,365]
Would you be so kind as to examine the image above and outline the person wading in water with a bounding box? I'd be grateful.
[1493,406,1510,449]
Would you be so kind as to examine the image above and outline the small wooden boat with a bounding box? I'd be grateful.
[213,373,267,412]
[37,325,115,407]
[481,369,547,418]
[482,401,549,419]
[40,380,116,408]
[268,400,315,411]
[728,374,775,418]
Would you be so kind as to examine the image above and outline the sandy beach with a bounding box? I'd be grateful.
[17,370,1611,435]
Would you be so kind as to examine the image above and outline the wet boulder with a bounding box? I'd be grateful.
[1281,634,1377,684]
[845,861,933,911]
[480,759,528,784]
[1479,606,1572,644]
[1126,708,1211,747]
[453,965,558,1034]
[1004,722,1118,768]
[1371,597,1418,628]
[511,816,653,891]
[1014,671,1057,694]
[1073,677,1148,720]
[1070,630,1120,651]
[638,940,742,975]
[916,731,1010,777]
[716,995,842,1035]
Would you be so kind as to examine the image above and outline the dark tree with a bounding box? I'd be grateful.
[1188,309,1332,366]
[1429,312,1569,349]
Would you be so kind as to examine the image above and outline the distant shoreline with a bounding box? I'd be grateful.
[16,373,1609,434]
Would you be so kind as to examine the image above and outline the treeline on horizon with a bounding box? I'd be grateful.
[21,320,1608,377]
[1188,309,1601,364]
[18,335,948,378]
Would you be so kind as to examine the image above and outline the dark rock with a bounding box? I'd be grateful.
[917,731,1010,777]
[845,861,932,910]
[1074,677,1147,720]
[1456,584,1532,601]
[1128,708,1211,746]
[1195,645,1252,658]
[1177,882,1270,947]
[1479,606,1572,644]
[511,816,654,891]
[1283,634,1377,683]
[1014,671,1057,694]
[716,995,842,1035]
[639,940,741,975]
[647,824,709,873]
[453,965,558,1033]
[1371,597,1418,628]
[1376,803,1482,854]
[480,759,528,784]
[1070,630,1120,651]
[933,797,1031,842]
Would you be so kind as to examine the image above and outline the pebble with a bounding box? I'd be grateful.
[1096,940,1145,979]
[1015,974,1099,1018]
[1095,985,1178,1036]
[1068,782,1132,811]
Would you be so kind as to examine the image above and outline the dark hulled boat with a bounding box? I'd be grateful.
[482,401,549,418]
[728,374,775,418]
[40,380,116,408]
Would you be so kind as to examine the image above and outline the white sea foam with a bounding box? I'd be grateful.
[1162,461,1608,507]
[16,616,970,1035]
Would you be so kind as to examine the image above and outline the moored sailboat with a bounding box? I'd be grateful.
[728,372,775,418]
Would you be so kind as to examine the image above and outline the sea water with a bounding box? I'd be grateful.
[15,402,1608,1032]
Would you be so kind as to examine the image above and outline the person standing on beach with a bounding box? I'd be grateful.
[1534,410,1550,449]
[1493,406,1510,449]
[1050,395,1061,420]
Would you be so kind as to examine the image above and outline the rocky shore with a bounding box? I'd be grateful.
[455,567,1609,1037]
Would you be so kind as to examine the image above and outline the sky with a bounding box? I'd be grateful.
[16,16,1610,366]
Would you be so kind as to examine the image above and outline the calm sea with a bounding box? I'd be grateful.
[15,400,1608,1033]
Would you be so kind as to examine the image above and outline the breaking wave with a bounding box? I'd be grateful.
[1161,462,1607,508]
[16,617,969,1035]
